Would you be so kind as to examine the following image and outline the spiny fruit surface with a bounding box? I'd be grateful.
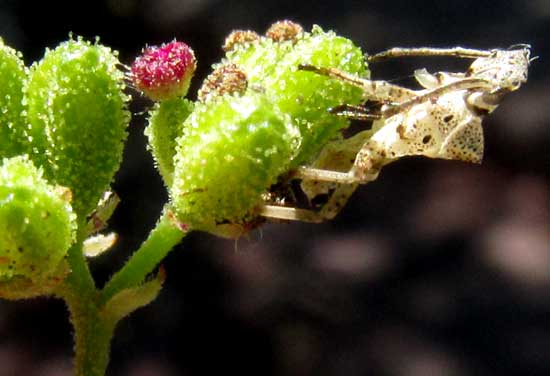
[171,93,300,232]
[222,24,368,165]
[0,38,28,158]
[0,156,75,299]
[25,37,130,217]
[145,98,194,188]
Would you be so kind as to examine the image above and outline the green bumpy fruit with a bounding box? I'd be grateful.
[25,37,130,217]
[154,23,367,236]
[0,156,76,299]
[224,25,368,164]
[145,98,194,188]
[0,38,28,158]
[171,93,300,232]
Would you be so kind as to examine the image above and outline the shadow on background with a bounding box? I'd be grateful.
[0,0,548,375]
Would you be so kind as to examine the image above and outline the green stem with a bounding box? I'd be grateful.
[72,316,114,376]
[60,287,114,376]
[55,209,186,376]
[57,222,112,376]
[100,208,186,305]
[66,220,97,293]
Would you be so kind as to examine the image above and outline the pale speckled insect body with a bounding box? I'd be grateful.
[261,45,531,223]
[368,74,486,165]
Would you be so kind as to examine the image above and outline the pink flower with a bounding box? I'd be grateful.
[131,41,196,101]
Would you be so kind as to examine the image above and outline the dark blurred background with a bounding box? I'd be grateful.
[0,0,548,375]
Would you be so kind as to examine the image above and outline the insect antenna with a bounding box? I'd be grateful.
[507,43,531,50]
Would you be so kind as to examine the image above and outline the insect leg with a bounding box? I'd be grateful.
[298,64,418,102]
[291,166,365,184]
[382,77,491,118]
[259,205,326,223]
[367,47,493,62]
[260,182,360,223]
[329,104,381,121]
[315,183,359,220]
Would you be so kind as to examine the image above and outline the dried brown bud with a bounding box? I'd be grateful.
[222,30,261,52]
[265,20,304,43]
[198,63,248,102]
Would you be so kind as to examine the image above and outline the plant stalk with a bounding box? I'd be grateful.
[56,209,185,375]
[100,208,186,304]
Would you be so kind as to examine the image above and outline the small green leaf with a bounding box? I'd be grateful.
[101,267,165,324]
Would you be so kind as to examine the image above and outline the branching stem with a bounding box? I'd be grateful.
[56,209,186,376]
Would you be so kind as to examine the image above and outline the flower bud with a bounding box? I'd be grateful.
[265,20,303,43]
[131,41,196,101]
[197,63,248,102]
[222,30,260,52]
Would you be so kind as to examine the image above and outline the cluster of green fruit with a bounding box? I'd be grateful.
[0,37,129,298]
[140,21,367,235]
[0,20,368,297]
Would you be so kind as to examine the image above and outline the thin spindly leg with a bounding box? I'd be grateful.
[272,165,378,223]
[260,151,378,223]
[259,205,325,223]
[298,64,418,102]
[261,135,384,222]
[381,77,491,117]
[291,133,382,187]
[291,166,360,184]
[329,104,381,121]
[367,47,493,62]
[259,183,360,223]
[315,183,359,220]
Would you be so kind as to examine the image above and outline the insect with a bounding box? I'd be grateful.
[259,45,531,223]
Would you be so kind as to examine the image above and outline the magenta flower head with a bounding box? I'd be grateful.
[131,41,196,101]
